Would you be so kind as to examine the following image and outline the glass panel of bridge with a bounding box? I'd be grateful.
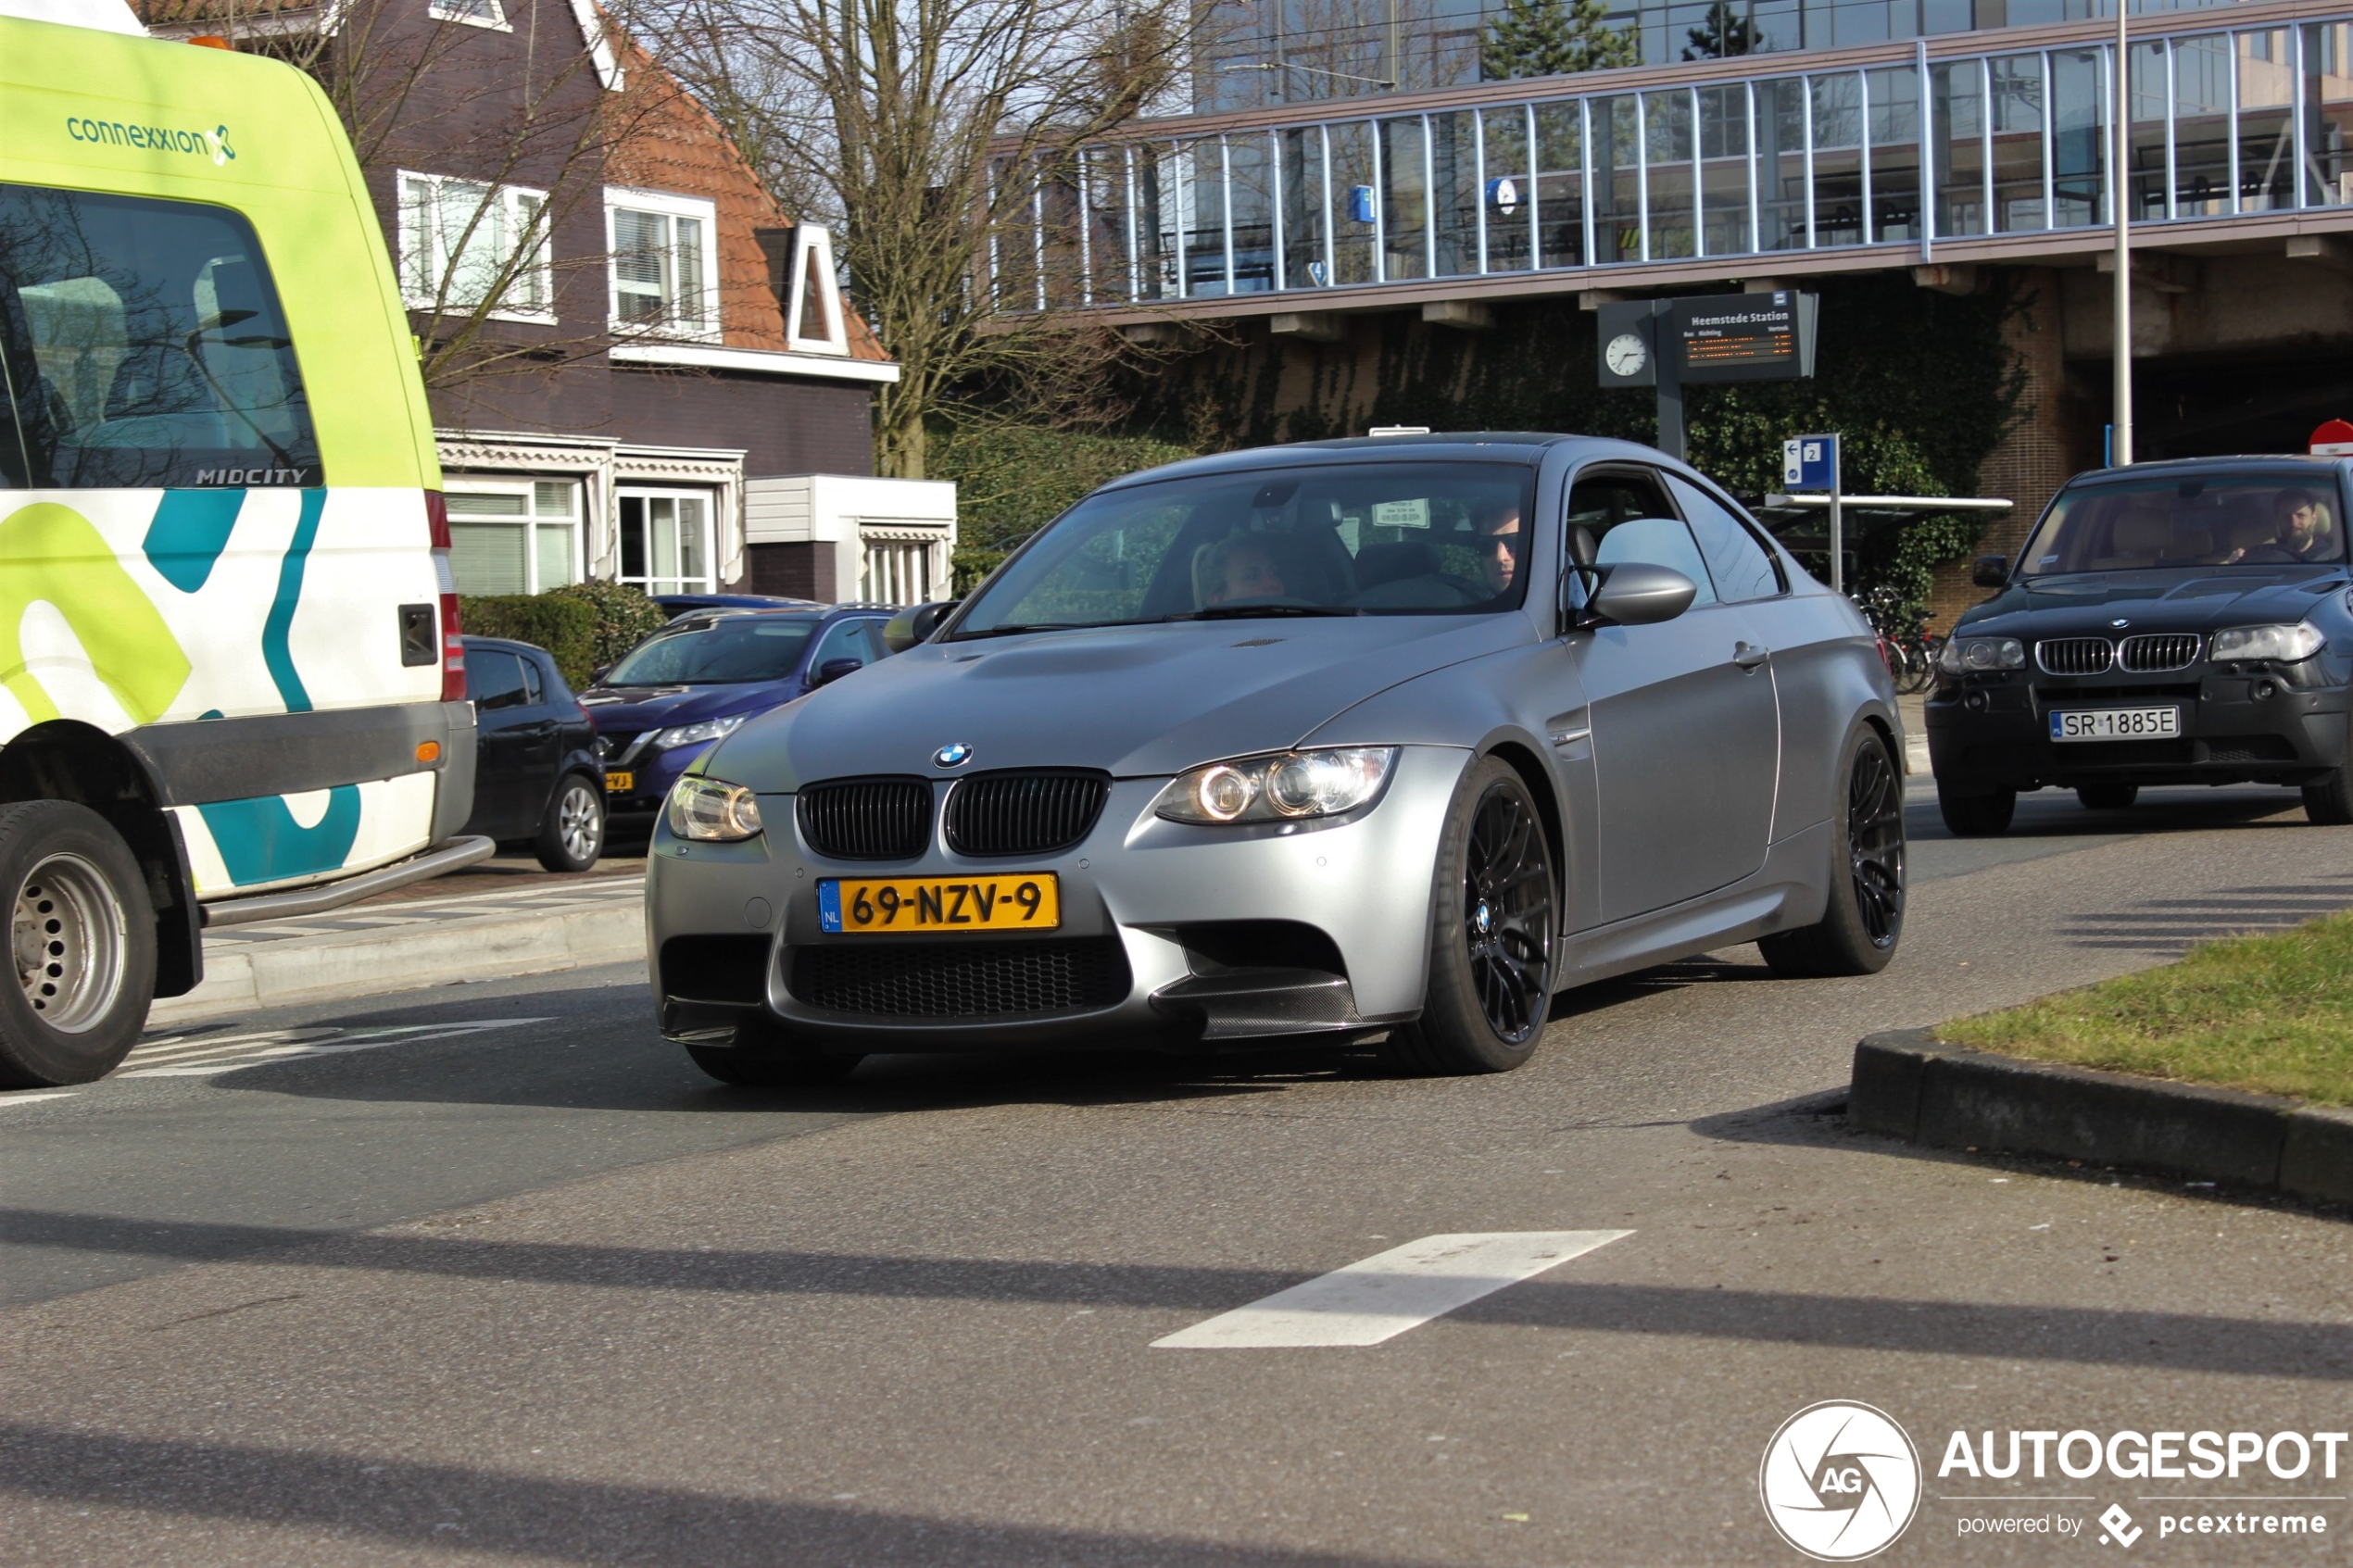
[1481,107,1535,272]
[1867,65,1921,241]
[1931,58,1987,236]
[1378,117,1428,280]
[2050,48,2108,227]
[1433,110,1480,275]
[1811,72,1865,245]
[1079,149,1130,305]
[990,158,1038,309]
[1328,121,1378,284]
[1757,77,1807,250]
[1227,134,1277,293]
[2236,30,2296,213]
[2171,35,2230,217]
[1277,128,1330,288]
[1644,88,1697,260]
[1989,53,2048,232]
[2307,23,2353,207]
[2125,42,2167,222]
[1135,145,1173,300]
[1038,164,1084,308]
[1532,101,1584,267]
[1698,83,1752,255]
[1592,95,1641,262]
[1174,142,1227,296]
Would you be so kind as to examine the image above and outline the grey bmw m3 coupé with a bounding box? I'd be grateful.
[647,433,1907,1084]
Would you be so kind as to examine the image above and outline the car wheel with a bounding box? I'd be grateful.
[2076,784,2138,810]
[685,1042,862,1086]
[1936,782,2016,837]
[2303,767,2353,825]
[0,801,157,1088]
[1760,726,1906,978]
[535,773,605,873]
[1384,757,1555,1075]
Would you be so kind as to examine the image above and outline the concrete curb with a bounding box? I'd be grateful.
[1850,1029,2353,1206]
[150,901,647,1025]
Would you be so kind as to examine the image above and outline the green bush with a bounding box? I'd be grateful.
[541,580,670,676]
[935,426,1197,591]
[457,593,598,688]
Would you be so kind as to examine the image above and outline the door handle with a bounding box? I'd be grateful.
[1733,641,1769,671]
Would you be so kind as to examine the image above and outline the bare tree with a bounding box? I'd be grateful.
[639,0,1208,479]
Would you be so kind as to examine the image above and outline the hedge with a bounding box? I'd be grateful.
[456,594,598,688]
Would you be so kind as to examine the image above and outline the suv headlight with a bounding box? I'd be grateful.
[667,775,764,841]
[1154,746,1397,824]
[2210,621,2325,663]
[1938,635,2026,673]
[653,713,748,750]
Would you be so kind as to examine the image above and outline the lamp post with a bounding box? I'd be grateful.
[2112,0,2133,467]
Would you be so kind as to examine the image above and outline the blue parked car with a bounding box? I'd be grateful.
[582,604,900,834]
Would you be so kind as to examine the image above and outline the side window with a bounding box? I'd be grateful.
[520,656,544,706]
[809,618,867,673]
[859,620,892,660]
[467,649,529,711]
[0,183,322,490]
[1667,474,1784,600]
[1567,469,1718,608]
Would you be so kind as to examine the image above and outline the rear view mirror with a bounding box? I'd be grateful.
[812,657,863,688]
[1972,555,2011,588]
[1588,563,1697,627]
[881,600,959,653]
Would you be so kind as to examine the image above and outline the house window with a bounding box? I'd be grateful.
[606,189,716,336]
[862,540,935,606]
[444,479,584,595]
[427,0,509,29]
[396,172,549,319]
[618,489,714,596]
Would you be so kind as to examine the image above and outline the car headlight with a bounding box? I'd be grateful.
[666,775,764,841]
[1938,635,2026,673]
[2210,621,2325,663]
[1153,746,1398,824]
[653,713,749,750]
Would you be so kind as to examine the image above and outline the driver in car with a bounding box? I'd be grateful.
[1478,503,1522,594]
[2223,490,2336,563]
[1205,537,1289,604]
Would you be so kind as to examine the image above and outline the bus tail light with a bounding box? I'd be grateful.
[425,492,467,703]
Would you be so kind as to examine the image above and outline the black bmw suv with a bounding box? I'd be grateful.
[1927,457,2353,835]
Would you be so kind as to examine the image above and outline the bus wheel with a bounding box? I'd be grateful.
[0,801,157,1087]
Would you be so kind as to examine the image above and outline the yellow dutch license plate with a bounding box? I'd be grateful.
[605,771,635,794]
[818,873,1060,935]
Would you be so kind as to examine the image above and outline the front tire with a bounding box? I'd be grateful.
[1385,758,1555,1075]
[535,773,605,873]
[2076,783,2138,810]
[2304,768,2353,825]
[1760,726,1906,978]
[0,801,157,1087]
[1937,782,2016,837]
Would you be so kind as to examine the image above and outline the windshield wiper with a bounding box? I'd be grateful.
[949,621,1084,641]
[1161,605,1361,621]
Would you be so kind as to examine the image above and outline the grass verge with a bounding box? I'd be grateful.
[1938,910,2353,1108]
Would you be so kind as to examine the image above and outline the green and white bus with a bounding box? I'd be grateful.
[0,0,485,1085]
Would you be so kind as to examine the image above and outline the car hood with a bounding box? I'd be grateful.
[1956,567,2350,638]
[578,683,790,734]
[705,615,1531,790]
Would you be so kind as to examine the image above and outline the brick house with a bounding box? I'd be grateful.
[143,0,953,602]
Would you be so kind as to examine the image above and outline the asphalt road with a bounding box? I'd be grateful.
[3,783,2348,1567]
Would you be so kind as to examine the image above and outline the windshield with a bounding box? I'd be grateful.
[604,618,818,684]
[951,461,1538,636]
[2018,474,2347,576]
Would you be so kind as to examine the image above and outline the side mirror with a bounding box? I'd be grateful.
[881,599,959,653]
[589,665,610,685]
[812,657,863,688]
[1971,555,2011,588]
[1588,563,1698,627]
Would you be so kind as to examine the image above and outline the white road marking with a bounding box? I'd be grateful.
[0,1092,75,1109]
[1152,1230,1633,1348]
[117,1020,550,1077]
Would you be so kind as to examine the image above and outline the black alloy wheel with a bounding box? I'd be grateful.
[1760,727,1906,978]
[2076,784,2139,811]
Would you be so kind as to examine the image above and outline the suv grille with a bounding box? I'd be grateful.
[2036,637,2113,676]
[945,771,1112,857]
[2119,633,2201,672]
[798,778,932,859]
[789,937,1129,1018]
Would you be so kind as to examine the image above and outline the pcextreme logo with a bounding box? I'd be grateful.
[65,114,235,166]
[1760,1401,1924,1562]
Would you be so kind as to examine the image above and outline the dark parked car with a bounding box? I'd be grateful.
[1927,457,2353,834]
[583,604,900,834]
[652,592,822,620]
[459,637,607,871]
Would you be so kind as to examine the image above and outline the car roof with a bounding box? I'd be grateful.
[2061,455,2353,486]
[1096,433,1663,493]
[460,635,548,659]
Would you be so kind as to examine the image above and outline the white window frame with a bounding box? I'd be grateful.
[605,186,721,341]
[396,170,553,322]
[442,477,585,596]
[615,485,719,596]
[426,0,511,31]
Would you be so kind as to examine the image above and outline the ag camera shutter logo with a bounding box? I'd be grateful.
[1760,1400,1922,1561]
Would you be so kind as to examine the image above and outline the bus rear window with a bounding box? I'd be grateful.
[0,183,322,490]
